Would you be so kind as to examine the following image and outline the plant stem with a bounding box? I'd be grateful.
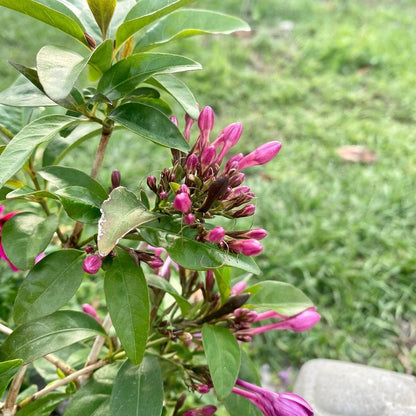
[3,365,27,416]
[16,360,107,411]
[64,122,114,248]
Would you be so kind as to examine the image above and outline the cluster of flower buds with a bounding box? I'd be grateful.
[231,306,321,342]
[146,107,281,257]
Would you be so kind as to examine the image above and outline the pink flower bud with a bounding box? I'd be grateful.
[205,270,215,292]
[230,281,247,295]
[183,405,217,416]
[159,191,168,200]
[244,228,268,240]
[85,245,95,254]
[174,192,192,213]
[147,256,164,269]
[206,226,225,243]
[83,254,102,274]
[82,303,101,323]
[198,106,214,133]
[200,145,217,168]
[179,184,190,194]
[197,384,211,394]
[228,172,245,188]
[238,141,282,170]
[170,115,179,126]
[285,307,321,332]
[229,239,263,256]
[111,169,121,188]
[233,204,256,218]
[147,176,157,192]
[35,252,46,264]
[215,123,243,165]
[184,213,195,225]
[184,113,195,142]
[186,154,199,173]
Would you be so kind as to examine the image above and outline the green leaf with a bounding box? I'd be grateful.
[202,324,241,400]
[87,0,116,38]
[105,249,150,365]
[13,250,85,324]
[135,9,250,51]
[140,218,261,274]
[0,310,106,363]
[115,0,194,49]
[0,0,88,46]
[110,357,163,416]
[0,105,41,135]
[89,39,114,76]
[146,274,191,314]
[64,362,121,416]
[42,122,104,166]
[5,186,58,201]
[98,186,160,256]
[149,74,199,119]
[56,186,103,223]
[97,53,201,100]
[2,212,58,270]
[213,267,232,304]
[0,75,56,107]
[245,281,314,316]
[37,45,89,101]
[16,392,68,416]
[0,359,23,398]
[108,103,189,151]
[0,114,81,188]
[39,166,108,200]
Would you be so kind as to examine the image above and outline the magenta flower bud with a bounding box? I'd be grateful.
[245,228,268,240]
[238,141,282,170]
[82,303,101,323]
[35,252,46,264]
[285,307,321,332]
[184,113,195,142]
[111,169,121,188]
[147,256,164,270]
[229,239,263,256]
[170,115,179,126]
[179,184,190,194]
[83,254,102,274]
[159,191,168,200]
[230,281,247,295]
[215,123,243,165]
[147,176,157,192]
[231,186,251,197]
[85,244,95,254]
[200,145,217,168]
[228,172,245,188]
[184,213,195,225]
[174,192,192,213]
[224,153,243,172]
[186,154,199,173]
[198,106,215,133]
[233,204,256,218]
[205,270,215,292]
[197,384,211,394]
[183,405,217,416]
[206,226,225,243]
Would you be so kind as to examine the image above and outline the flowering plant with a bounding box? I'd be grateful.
[0,1,319,415]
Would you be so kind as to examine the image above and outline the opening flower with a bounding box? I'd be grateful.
[232,379,313,416]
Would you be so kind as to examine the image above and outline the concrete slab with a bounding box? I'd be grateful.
[293,359,416,416]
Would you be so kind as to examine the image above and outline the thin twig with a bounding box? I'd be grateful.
[80,314,112,382]
[16,360,107,411]
[3,365,27,416]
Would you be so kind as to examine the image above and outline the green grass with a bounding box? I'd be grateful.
[1,0,416,375]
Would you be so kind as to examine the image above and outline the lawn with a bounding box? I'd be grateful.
[0,0,415,376]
